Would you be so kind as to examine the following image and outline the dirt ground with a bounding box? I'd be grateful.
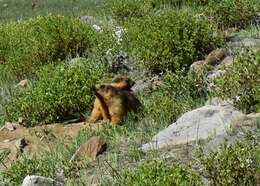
[0,122,100,170]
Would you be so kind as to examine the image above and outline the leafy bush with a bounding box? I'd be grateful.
[0,66,16,126]
[117,160,202,186]
[0,15,115,78]
[144,71,207,123]
[197,140,259,186]
[105,0,211,22]
[106,0,153,22]
[213,50,260,113]
[4,59,108,126]
[124,10,224,73]
[150,0,210,8]
[206,0,259,29]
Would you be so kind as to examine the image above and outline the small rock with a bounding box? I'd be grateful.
[189,60,206,73]
[70,136,106,162]
[218,56,233,69]
[22,175,64,186]
[206,69,225,81]
[132,79,152,93]
[80,15,95,24]
[224,27,239,39]
[1,122,17,131]
[18,117,30,126]
[132,76,163,93]
[92,24,102,32]
[17,79,28,88]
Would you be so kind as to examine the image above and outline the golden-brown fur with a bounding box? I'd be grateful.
[86,76,138,125]
[205,48,227,65]
[97,75,135,91]
[93,85,141,125]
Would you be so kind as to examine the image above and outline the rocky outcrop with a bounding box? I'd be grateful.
[142,99,245,152]
[189,48,234,91]
[227,37,260,54]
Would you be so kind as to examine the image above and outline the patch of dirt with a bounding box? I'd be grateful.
[0,122,100,170]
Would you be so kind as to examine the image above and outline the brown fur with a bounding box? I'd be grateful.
[93,85,141,125]
[86,76,138,124]
[97,75,135,91]
[205,48,227,65]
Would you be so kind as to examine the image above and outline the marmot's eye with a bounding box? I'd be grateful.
[100,85,105,89]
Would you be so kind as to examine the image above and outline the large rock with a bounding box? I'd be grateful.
[22,175,64,186]
[141,100,244,152]
[228,37,260,54]
[70,136,106,162]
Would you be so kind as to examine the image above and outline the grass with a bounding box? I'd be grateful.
[0,67,16,126]
[0,0,105,21]
[0,112,172,185]
[235,25,260,38]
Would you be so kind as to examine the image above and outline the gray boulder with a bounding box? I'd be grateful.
[141,100,244,152]
[80,16,96,24]
[22,175,64,186]
[228,37,260,54]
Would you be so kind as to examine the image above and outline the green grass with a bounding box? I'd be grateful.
[0,66,16,126]
[235,25,260,38]
[0,0,105,21]
[0,112,172,185]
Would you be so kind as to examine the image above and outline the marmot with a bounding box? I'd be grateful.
[205,48,227,65]
[86,75,139,125]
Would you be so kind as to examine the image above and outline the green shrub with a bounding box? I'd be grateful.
[117,160,202,186]
[0,66,16,126]
[197,140,259,186]
[213,50,260,113]
[124,10,224,73]
[105,0,210,21]
[206,0,259,29]
[150,0,210,8]
[144,71,207,123]
[0,15,115,79]
[106,0,153,22]
[4,59,108,126]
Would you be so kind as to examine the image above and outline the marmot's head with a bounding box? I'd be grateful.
[94,75,134,91]
[112,75,135,90]
[94,84,117,100]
